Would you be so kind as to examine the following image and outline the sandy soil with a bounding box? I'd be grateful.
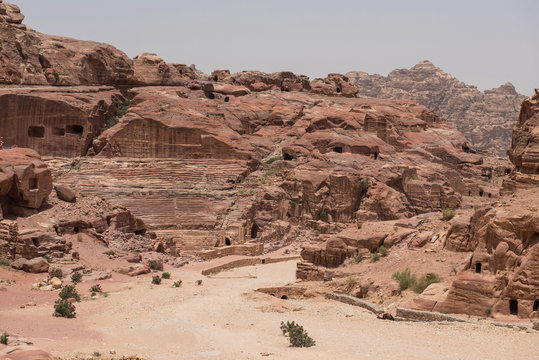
[1,258,538,360]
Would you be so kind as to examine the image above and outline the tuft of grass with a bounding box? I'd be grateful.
[412,273,440,294]
[152,276,161,285]
[53,71,60,82]
[0,258,10,267]
[42,254,52,263]
[196,280,203,286]
[90,284,102,293]
[265,156,279,164]
[161,272,171,279]
[356,221,362,229]
[442,208,455,221]
[93,351,101,358]
[173,280,182,288]
[353,252,364,263]
[371,253,380,262]
[346,277,358,289]
[377,246,389,257]
[362,177,370,192]
[392,268,440,294]
[77,234,83,242]
[105,250,115,256]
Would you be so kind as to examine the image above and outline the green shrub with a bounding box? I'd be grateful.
[353,252,364,263]
[412,273,440,294]
[116,99,130,117]
[162,272,171,279]
[371,253,380,262]
[59,285,80,302]
[53,71,60,82]
[49,268,63,279]
[265,156,279,164]
[0,332,8,345]
[377,246,389,257]
[346,277,358,289]
[392,268,441,294]
[356,221,362,229]
[152,275,161,285]
[104,116,119,130]
[93,352,101,358]
[71,272,83,284]
[392,268,416,291]
[196,280,203,286]
[280,321,315,347]
[42,254,52,263]
[442,208,455,221]
[0,258,10,267]
[53,299,76,318]
[173,280,182,288]
[319,207,329,221]
[362,177,370,192]
[148,260,163,271]
[105,250,115,256]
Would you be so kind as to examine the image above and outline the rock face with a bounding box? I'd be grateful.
[505,89,539,190]
[0,148,52,215]
[346,61,526,156]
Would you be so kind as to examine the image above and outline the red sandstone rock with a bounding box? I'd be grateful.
[0,349,56,360]
[0,148,52,213]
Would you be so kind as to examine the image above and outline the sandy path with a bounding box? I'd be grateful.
[2,260,538,360]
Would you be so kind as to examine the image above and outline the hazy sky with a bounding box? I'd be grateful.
[17,0,538,94]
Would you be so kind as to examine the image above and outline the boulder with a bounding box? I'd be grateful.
[20,257,49,273]
[54,185,76,202]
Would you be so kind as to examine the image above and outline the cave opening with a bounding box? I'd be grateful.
[28,178,38,190]
[32,238,39,247]
[468,190,472,196]
[479,190,484,197]
[373,151,379,160]
[225,237,231,246]
[336,87,342,93]
[283,153,294,161]
[135,229,146,236]
[281,295,289,300]
[224,96,230,102]
[475,262,482,273]
[462,145,471,153]
[250,223,259,239]
[66,125,83,135]
[213,76,218,81]
[28,126,45,138]
[509,299,518,315]
[533,300,539,312]
[333,147,343,153]
[505,169,511,175]
[207,92,215,99]
[488,193,492,198]
[73,226,79,234]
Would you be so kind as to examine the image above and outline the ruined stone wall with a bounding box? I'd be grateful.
[0,219,18,259]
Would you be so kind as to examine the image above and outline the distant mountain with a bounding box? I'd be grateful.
[346,61,526,156]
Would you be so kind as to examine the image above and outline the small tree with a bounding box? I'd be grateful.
[152,275,161,285]
[71,272,83,284]
[53,299,76,318]
[0,333,8,345]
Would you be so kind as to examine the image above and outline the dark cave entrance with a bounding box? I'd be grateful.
[250,223,259,239]
[533,300,539,312]
[479,190,484,197]
[475,262,482,273]
[509,299,518,315]
[225,237,231,246]
[283,153,294,161]
[373,151,379,160]
[333,147,343,153]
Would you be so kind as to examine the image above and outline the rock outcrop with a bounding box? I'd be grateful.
[346,61,526,156]
[0,148,52,216]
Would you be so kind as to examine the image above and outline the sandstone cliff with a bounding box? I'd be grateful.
[346,61,526,156]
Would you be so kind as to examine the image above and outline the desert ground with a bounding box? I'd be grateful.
[2,255,537,360]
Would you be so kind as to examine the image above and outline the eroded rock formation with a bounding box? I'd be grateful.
[346,61,526,156]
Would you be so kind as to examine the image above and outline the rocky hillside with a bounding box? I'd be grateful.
[346,61,526,156]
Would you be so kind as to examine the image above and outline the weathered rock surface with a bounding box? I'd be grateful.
[346,61,526,156]
[0,148,52,214]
